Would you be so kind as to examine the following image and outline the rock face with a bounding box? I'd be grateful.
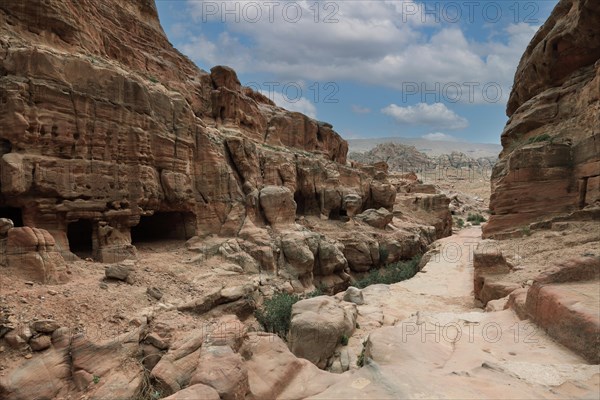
[525,257,600,363]
[288,296,357,368]
[485,0,600,237]
[0,0,395,263]
[0,225,68,283]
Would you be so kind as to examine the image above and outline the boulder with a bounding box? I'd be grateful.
[163,384,220,400]
[340,234,379,272]
[4,227,68,284]
[342,193,362,217]
[31,319,60,334]
[315,239,347,276]
[289,296,357,368]
[259,186,297,225]
[190,346,249,400]
[105,264,131,281]
[151,331,206,396]
[30,335,52,351]
[0,218,14,237]
[342,287,365,305]
[355,208,393,229]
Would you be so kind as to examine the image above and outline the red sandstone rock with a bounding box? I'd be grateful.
[485,0,600,238]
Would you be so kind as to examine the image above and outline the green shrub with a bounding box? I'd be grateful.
[354,256,421,289]
[255,292,300,338]
[455,218,465,228]
[378,247,389,264]
[467,213,486,225]
[93,375,100,384]
[521,226,532,236]
[356,344,366,367]
[340,334,349,346]
[306,285,325,298]
[526,134,551,144]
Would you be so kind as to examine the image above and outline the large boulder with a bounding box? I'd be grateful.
[190,346,249,400]
[280,231,319,280]
[259,186,297,225]
[355,208,393,229]
[315,239,347,276]
[4,227,68,284]
[288,296,357,368]
[340,233,379,272]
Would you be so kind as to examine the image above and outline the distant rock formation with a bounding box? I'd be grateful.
[484,0,600,237]
[349,143,496,175]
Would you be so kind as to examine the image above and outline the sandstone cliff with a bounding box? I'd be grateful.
[0,0,402,263]
[0,0,453,294]
[484,0,600,237]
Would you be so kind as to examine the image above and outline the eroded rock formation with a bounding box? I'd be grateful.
[0,0,390,264]
[484,0,600,238]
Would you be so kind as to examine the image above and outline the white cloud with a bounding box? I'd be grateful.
[422,132,458,141]
[179,1,541,105]
[382,103,469,130]
[352,105,371,114]
[260,90,317,119]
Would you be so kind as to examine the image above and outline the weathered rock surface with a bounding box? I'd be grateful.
[0,0,398,266]
[1,226,68,283]
[525,257,600,363]
[289,296,357,368]
[485,0,600,237]
[355,208,394,229]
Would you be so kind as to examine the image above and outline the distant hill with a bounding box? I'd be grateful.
[348,142,497,173]
[347,137,501,159]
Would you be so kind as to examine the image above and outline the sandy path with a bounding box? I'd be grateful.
[303,227,600,399]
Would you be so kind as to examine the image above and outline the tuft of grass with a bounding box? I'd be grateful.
[255,292,299,339]
[378,247,389,264]
[526,134,551,144]
[254,283,333,339]
[93,375,100,384]
[455,218,465,229]
[356,342,367,367]
[354,256,421,289]
[340,334,349,346]
[521,226,532,236]
[148,75,159,84]
[134,362,162,400]
[467,213,486,225]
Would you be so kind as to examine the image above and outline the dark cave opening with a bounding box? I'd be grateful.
[0,139,12,157]
[67,219,94,259]
[0,206,23,227]
[328,208,348,220]
[131,212,196,243]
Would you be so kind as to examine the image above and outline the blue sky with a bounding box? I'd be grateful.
[156,0,558,144]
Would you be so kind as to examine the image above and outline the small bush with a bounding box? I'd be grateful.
[306,284,325,298]
[255,292,299,338]
[455,218,465,228]
[378,247,389,264]
[340,334,349,346]
[521,226,532,236]
[93,375,100,384]
[354,256,421,289]
[356,343,366,367]
[467,213,486,225]
[526,134,551,144]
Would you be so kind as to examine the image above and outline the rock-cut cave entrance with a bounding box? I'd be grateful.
[328,208,348,220]
[0,206,24,227]
[131,212,196,243]
[67,219,94,259]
